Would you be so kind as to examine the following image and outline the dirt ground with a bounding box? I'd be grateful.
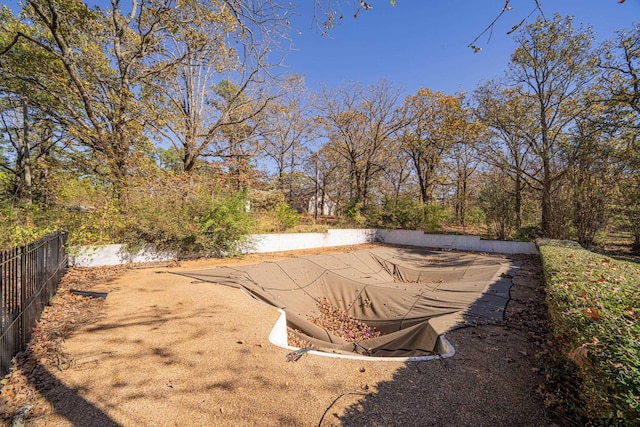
[1,243,566,426]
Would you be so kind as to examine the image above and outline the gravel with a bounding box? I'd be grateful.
[0,245,567,426]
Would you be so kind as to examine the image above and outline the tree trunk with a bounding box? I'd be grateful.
[411,154,430,205]
[288,146,295,203]
[460,177,467,227]
[541,161,553,237]
[514,171,522,230]
[632,233,640,254]
[17,97,32,204]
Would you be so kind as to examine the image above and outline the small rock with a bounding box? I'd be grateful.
[359,367,366,373]
[10,404,33,427]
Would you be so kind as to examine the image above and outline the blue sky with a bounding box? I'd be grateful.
[283,1,640,96]
[4,0,638,97]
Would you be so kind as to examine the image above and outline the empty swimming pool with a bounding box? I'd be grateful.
[177,246,520,360]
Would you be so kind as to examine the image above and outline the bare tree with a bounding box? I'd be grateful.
[446,114,484,228]
[507,14,598,237]
[473,81,536,230]
[599,23,640,249]
[258,74,314,202]
[317,80,404,213]
[147,0,290,174]
[570,103,619,248]
[379,148,413,206]
[399,88,467,206]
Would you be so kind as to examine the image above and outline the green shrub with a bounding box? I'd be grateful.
[421,201,449,232]
[514,225,542,242]
[122,178,255,256]
[0,202,58,249]
[538,239,640,421]
[367,199,451,231]
[344,201,366,226]
[200,192,254,256]
[274,202,301,231]
[51,173,255,256]
[63,201,126,246]
[466,206,486,227]
[371,198,425,229]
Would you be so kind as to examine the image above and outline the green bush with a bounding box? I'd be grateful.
[371,198,425,229]
[367,199,450,231]
[0,170,259,256]
[466,206,486,228]
[274,202,301,231]
[421,201,449,232]
[514,225,542,242]
[200,192,255,256]
[538,239,640,421]
[63,201,126,246]
[0,202,58,249]
[344,200,367,226]
[121,177,255,256]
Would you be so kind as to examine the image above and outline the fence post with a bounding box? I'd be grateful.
[20,244,27,352]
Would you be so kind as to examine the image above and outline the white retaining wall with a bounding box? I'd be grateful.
[247,228,377,253]
[376,229,538,254]
[70,244,177,267]
[69,229,537,267]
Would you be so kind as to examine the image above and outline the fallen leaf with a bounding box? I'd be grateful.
[581,307,601,320]
[570,345,589,368]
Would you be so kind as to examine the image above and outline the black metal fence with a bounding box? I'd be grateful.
[0,231,68,377]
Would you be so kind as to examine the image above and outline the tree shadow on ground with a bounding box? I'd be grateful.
[15,358,121,426]
[593,236,640,265]
[3,351,120,427]
[596,248,640,265]
[321,255,582,427]
[329,347,548,427]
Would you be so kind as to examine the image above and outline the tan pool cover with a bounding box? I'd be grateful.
[177,246,519,358]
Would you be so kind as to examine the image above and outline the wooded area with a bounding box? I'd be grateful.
[0,1,638,254]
